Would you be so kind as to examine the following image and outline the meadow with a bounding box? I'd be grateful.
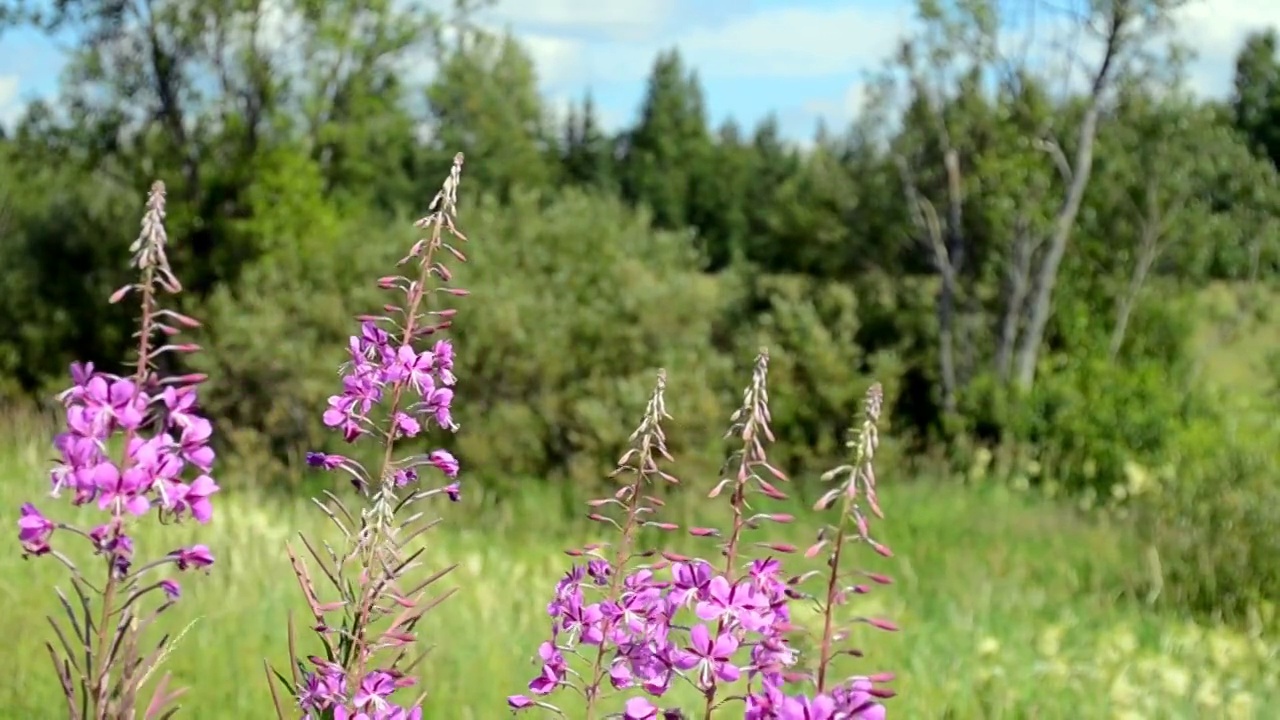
[4,1,1280,715]
[3,396,1276,720]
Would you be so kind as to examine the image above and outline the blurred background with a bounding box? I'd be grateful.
[1,0,1280,717]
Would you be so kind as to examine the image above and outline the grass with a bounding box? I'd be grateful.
[2,414,1276,719]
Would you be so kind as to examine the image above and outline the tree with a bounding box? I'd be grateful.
[618,48,713,231]
[426,30,556,198]
[1232,29,1280,169]
[0,0,472,288]
[880,0,1190,400]
[561,91,615,191]
[1092,94,1256,358]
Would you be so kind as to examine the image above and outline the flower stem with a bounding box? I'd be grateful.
[349,207,444,684]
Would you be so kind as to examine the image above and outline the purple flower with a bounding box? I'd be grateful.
[306,452,345,470]
[507,695,535,710]
[528,642,566,695]
[673,624,740,687]
[93,461,151,516]
[623,696,659,720]
[170,545,215,571]
[160,579,181,600]
[432,340,455,385]
[779,694,837,720]
[177,474,219,523]
[176,417,216,471]
[559,592,606,645]
[669,560,713,607]
[21,187,220,720]
[429,449,459,478]
[696,575,769,631]
[352,671,396,708]
[17,503,54,555]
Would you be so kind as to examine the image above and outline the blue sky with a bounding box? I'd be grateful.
[1,0,1277,139]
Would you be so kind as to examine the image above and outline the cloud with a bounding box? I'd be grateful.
[489,0,682,42]
[502,0,917,140]
[777,0,1280,140]
[513,3,913,90]
[1174,0,1280,97]
[676,5,911,80]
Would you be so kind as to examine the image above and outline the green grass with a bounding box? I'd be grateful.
[3,428,1276,720]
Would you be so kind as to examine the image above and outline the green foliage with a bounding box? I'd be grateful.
[732,275,869,472]
[192,186,745,490]
[1233,29,1280,170]
[620,49,713,233]
[1129,415,1280,625]
[426,30,556,197]
[192,149,392,487]
[0,154,140,396]
[561,92,616,191]
[454,189,738,488]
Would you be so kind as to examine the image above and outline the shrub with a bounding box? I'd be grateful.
[196,184,745,492]
[1128,415,1280,624]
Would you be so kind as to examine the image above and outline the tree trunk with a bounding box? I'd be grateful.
[1108,229,1159,360]
[995,218,1036,382]
[1012,103,1100,389]
[1012,7,1128,390]
[896,153,964,413]
[1109,178,1167,360]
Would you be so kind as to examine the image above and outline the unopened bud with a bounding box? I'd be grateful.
[108,285,133,304]
[864,617,900,632]
[169,312,202,328]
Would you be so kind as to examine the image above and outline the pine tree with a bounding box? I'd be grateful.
[619,49,713,230]
[562,91,614,190]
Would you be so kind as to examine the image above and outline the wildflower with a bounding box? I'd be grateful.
[270,154,470,720]
[18,180,216,718]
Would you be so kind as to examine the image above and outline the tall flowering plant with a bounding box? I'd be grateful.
[508,352,896,719]
[18,180,220,719]
[265,154,469,720]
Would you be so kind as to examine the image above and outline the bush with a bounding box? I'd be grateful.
[1128,416,1280,623]
[196,185,748,491]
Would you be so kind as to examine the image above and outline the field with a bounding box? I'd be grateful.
[2,285,1277,719]
[2,421,1277,719]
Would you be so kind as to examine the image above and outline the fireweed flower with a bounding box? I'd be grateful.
[266,154,471,719]
[760,383,898,719]
[16,180,218,718]
[510,354,896,719]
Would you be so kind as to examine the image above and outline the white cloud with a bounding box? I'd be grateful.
[519,32,588,88]
[1174,0,1280,97]
[512,3,914,90]
[501,0,917,140]
[490,0,682,42]
[676,6,911,80]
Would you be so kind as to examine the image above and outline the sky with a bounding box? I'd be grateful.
[1,0,1278,139]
